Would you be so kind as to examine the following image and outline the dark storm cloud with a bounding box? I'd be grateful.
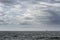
[19,21,32,25]
[0,0,17,6]
[45,9,60,25]
[24,17,33,20]
[35,0,60,3]
[19,0,29,1]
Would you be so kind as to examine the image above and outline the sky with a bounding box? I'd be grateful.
[0,0,60,31]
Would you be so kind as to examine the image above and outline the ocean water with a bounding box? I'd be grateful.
[0,31,60,40]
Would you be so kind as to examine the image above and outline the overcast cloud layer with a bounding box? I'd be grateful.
[0,0,60,31]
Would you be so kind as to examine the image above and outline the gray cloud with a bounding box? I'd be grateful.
[0,0,60,31]
[46,9,60,25]
[0,0,17,6]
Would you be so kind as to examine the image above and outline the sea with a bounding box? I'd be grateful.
[0,31,60,40]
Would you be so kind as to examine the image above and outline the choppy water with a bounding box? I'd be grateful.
[0,31,60,40]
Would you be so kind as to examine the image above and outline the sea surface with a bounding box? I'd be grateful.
[0,31,60,40]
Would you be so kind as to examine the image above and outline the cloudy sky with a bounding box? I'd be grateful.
[0,0,60,31]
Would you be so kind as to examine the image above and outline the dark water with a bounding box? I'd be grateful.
[0,31,60,40]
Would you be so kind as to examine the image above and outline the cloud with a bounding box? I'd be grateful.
[0,0,17,6]
[0,0,60,26]
[0,0,60,31]
[46,8,60,25]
